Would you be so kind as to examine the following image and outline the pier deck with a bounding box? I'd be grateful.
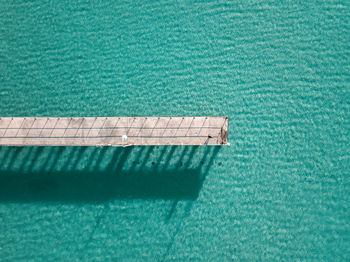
[0,117,228,146]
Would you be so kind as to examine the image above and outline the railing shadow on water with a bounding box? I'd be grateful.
[0,145,221,203]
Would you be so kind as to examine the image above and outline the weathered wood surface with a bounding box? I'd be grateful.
[0,117,228,146]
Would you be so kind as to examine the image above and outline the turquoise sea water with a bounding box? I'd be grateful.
[0,0,349,260]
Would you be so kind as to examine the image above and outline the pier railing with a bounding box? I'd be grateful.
[0,117,228,146]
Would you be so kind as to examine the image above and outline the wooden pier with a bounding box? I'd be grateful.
[0,117,228,146]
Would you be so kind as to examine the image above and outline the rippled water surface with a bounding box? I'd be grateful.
[0,0,349,260]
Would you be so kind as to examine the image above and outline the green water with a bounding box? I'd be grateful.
[0,0,349,260]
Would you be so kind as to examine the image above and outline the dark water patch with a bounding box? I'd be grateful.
[0,146,220,203]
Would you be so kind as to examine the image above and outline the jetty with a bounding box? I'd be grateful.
[0,117,228,146]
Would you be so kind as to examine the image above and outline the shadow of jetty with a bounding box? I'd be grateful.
[0,146,220,203]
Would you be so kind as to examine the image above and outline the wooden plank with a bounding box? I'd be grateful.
[0,117,228,146]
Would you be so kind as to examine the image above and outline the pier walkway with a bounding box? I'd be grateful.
[0,117,228,146]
